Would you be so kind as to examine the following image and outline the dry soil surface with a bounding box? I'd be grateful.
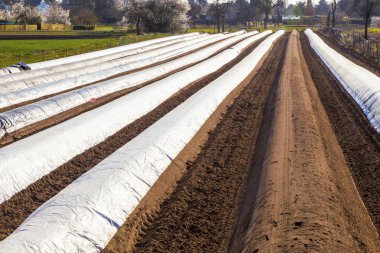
[0,35,266,241]
[232,30,380,253]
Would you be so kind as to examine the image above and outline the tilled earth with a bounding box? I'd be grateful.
[0,35,267,241]
[301,32,380,235]
[103,33,288,253]
[1,31,380,252]
[105,31,380,252]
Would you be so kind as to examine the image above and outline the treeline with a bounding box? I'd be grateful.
[0,0,379,38]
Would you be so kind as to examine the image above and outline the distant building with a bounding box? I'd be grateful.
[283,15,301,20]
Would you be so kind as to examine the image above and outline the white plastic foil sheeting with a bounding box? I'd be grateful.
[0,33,201,81]
[29,33,201,69]
[0,31,258,135]
[0,67,21,76]
[0,30,284,253]
[305,29,380,132]
[0,34,216,93]
[0,30,269,204]
[0,33,232,95]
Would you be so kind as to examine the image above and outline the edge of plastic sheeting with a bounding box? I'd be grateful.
[0,30,283,253]
[0,31,264,203]
[305,29,380,133]
[0,67,21,76]
[28,33,201,70]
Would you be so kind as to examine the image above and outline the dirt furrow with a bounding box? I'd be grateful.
[301,32,380,234]
[0,36,266,241]
[231,30,379,253]
[101,34,289,253]
[0,35,252,147]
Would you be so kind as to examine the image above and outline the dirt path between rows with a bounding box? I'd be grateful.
[231,30,379,253]
[0,36,266,241]
[316,32,380,77]
[102,34,289,253]
[0,35,253,147]
[301,32,380,236]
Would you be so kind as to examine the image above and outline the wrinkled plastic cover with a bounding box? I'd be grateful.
[305,29,380,132]
[0,33,235,100]
[0,31,254,136]
[0,30,284,253]
[0,33,201,80]
[29,33,200,70]
[0,34,212,94]
[0,31,260,202]
[0,67,22,76]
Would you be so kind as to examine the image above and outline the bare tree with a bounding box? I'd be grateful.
[122,0,146,34]
[237,0,252,27]
[209,0,231,33]
[295,1,305,14]
[331,0,336,27]
[326,8,330,26]
[274,0,285,27]
[354,0,380,39]
[71,8,97,25]
[304,0,314,16]
[260,0,276,29]
[188,0,207,28]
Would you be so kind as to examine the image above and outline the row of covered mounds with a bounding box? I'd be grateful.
[0,30,284,252]
[305,29,380,133]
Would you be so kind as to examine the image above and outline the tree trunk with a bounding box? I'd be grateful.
[327,12,330,27]
[331,1,336,27]
[332,11,335,27]
[217,11,220,33]
[264,12,268,29]
[364,3,374,40]
[222,17,225,32]
[136,18,141,35]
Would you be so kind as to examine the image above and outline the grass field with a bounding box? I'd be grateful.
[0,33,171,67]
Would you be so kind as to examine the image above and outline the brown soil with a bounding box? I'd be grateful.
[316,31,380,77]
[0,35,251,147]
[231,30,380,253]
[0,35,266,241]
[102,34,288,253]
[302,32,380,235]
